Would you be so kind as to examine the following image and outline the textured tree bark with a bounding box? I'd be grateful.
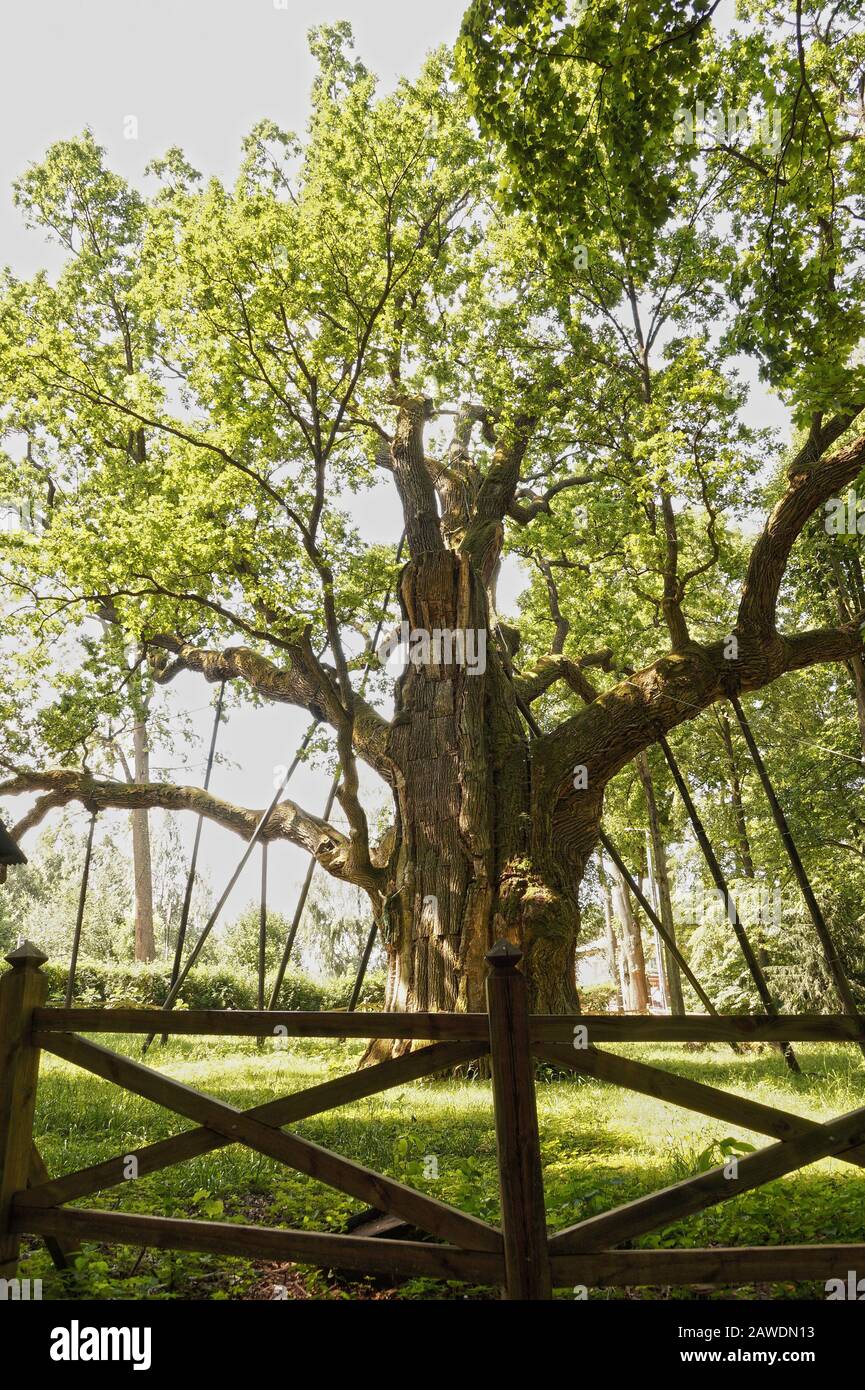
[375,550,580,1052]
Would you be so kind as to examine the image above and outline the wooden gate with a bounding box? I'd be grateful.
[2,938,865,1299]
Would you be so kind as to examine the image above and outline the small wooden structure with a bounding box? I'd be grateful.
[0,821,26,886]
[2,939,865,1299]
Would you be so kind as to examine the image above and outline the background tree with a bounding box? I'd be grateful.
[0,810,196,963]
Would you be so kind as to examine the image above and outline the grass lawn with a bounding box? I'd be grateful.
[18,1035,865,1301]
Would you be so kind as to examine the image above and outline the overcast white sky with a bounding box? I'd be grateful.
[0,0,468,267]
[0,0,790,946]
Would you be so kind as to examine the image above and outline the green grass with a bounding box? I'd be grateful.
[18,1036,865,1301]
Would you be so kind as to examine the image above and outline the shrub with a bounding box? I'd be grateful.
[578,982,618,1013]
[43,959,386,1011]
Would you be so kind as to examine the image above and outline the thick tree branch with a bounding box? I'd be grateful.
[532,616,865,869]
[460,419,534,582]
[738,430,865,635]
[146,638,392,782]
[515,649,614,706]
[0,768,385,891]
[508,474,594,524]
[390,395,445,559]
[434,403,486,545]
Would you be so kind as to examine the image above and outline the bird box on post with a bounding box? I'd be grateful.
[0,821,26,886]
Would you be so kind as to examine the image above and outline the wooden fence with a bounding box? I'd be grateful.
[2,936,865,1300]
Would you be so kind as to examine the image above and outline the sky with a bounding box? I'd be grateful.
[0,0,468,271]
[0,0,792,951]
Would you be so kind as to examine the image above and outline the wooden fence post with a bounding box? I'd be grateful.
[0,940,48,1277]
[485,940,552,1300]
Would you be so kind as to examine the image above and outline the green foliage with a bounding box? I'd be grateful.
[460,0,865,419]
[295,877,384,978]
[0,813,203,964]
[221,878,383,981]
[37,956,385,1011]
[2,12,837,791]
[577,981,619,1012]
[220,907,295,979]
[459,0,716,252]
[0,28,490,776]
[1,13,865,1032]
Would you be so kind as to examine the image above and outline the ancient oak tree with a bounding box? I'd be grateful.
[1,12,864,1030]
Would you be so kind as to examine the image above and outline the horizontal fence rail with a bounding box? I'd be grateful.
[30,1009,865,1044]
[11,1206,503,1284]
[13,1207,865,1289]
[31,1008,491,1040]
[2,937,865,1299]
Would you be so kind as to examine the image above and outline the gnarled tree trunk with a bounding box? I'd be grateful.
[380,550,580,1024]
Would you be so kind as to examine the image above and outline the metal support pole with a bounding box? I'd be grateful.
[730,692,865,1061]
[65,810,97,1010]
